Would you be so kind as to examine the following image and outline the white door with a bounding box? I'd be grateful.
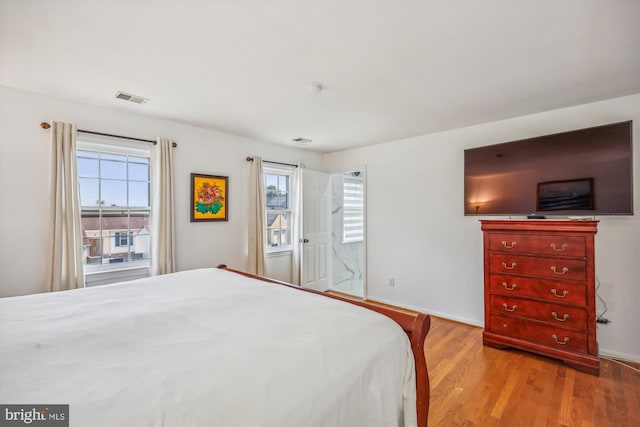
[301,169,331,291]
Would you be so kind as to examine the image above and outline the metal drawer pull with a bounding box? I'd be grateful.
[502,262,517,270]
[552,311,569,322]
[550,266,569,275]
[502,303,517,312]
[550,243,568,252]
[502,241,517,249]
[552,335,570,345]
[502,323,508,328]
[551,288,569,298]
[502,282,517,291]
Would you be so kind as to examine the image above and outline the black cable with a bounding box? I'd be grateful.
[595,276,608,321]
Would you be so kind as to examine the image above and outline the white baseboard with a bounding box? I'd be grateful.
[365,296,484,328]
[599,349,640,364]
[367,296,640,364]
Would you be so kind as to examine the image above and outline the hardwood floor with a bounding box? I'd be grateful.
[424,317,640,427]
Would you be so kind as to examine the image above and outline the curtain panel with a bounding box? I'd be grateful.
[45,121,85,292]
[248,156,266,276]
[151,137,176,276]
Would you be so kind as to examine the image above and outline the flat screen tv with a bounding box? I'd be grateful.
[464,121,633,216]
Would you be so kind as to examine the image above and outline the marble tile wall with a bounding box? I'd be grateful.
[331,173,364,297]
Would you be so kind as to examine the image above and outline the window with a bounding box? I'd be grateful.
[264,169,292,251]
[343,173,364,243]
[77,142,151,280]
[114,232,133,247]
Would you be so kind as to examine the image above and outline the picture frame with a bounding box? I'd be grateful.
[537,178,593,211]
[190,173,228,222]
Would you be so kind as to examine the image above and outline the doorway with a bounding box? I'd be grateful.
[330,169,366,298]
[300,168,366,298]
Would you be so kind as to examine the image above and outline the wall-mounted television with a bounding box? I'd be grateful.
[464,121,633,216]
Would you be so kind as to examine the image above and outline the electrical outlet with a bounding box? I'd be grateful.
[389,278,395,287]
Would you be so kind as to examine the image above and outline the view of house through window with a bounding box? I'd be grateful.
[264,170,291,250]
[77,147,151,274]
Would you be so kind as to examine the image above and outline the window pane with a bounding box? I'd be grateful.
[100,213,129,262]
[279,176,289,209]
[79,178,100,207]
[266,212,278,231]
[101,180,127,206]
[281,228,291,246]
[130,212,151,261]
[278,175,288,193]
[81,211,101,264]
[265,174,277,188]
[100,158,127,180]
[265,211,291,249]
[265,174,288,209]
[266,196,286,209]
[266,227,276,247]
[128,181,150,207]
[100,153,127,162]
[83,235,102,264]
[129,156,149,165]
[77,157,99,178]
[280,210,291,247]
[128,160,149,181]
[77,150,99,159]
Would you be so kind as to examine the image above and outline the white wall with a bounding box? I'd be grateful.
[323,94,640,362]
[1,85,638,360]
[0,85,322,297]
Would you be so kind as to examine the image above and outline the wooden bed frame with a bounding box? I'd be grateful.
[217,265,431,427]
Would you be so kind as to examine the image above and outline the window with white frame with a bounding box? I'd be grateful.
[77,141,151,279]
[343,173,364,243]
[264,168,292,251]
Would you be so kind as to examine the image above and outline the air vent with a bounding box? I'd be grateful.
[115,91,148,104]
[292,137,312,146]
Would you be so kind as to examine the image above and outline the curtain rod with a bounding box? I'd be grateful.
[40,122,177,148]
[246,156,298,168]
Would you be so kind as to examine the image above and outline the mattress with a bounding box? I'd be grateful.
[0,268,417,427]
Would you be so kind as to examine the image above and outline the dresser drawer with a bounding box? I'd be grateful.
[490,253,586,281]
[489,314,588,353]
[490,295,587,330]
[489,233,586,257]
[489,274,586,305]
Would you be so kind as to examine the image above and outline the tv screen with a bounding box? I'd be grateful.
[464,121,633,216]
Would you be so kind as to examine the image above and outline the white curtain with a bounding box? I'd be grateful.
[290,163,304,285]
[45,121,84,292]
[248,156,266,276]
[151,137,176,276]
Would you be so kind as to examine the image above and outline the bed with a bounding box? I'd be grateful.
[0,265,430,427]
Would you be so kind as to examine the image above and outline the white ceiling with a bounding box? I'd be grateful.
[1,0,639,152]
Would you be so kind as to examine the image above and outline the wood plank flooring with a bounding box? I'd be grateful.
[425,316,640,427]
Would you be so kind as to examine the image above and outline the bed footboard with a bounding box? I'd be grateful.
[216,265,431,427]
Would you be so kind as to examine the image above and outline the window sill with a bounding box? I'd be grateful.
[267,248,293,258]
[85,264,150,287]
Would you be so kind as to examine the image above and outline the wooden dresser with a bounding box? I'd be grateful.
[480,220,599,375]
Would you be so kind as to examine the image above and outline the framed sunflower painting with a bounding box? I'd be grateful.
[190,173,228,222]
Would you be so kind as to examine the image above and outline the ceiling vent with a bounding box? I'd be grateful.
[115,91,148,104]
[292,137,312,146]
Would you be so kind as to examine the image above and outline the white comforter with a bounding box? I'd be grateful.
[0,268,416,427]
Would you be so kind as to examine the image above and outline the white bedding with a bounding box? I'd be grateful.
[0,268,416,427]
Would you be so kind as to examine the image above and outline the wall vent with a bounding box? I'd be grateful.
[115,91,148,104]
[292,137,312,146]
